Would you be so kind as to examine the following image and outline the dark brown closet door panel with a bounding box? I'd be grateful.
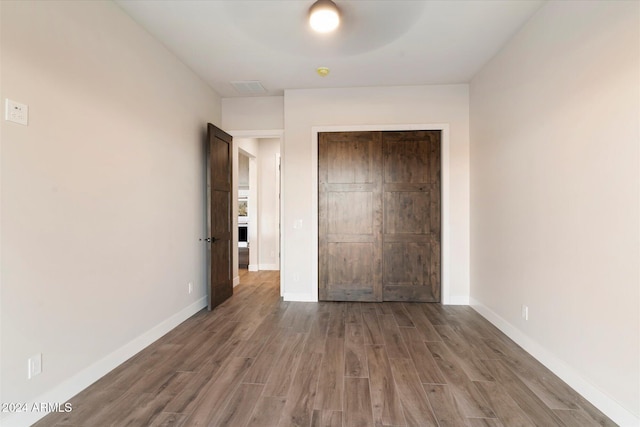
[382,131,441,302]
[327,192,373,236]
[383,131,436,183]
[383,191,430,235]
[319,130,440,303]
[326,136,375,184]
[383,242,430,284]
[325,242,377,301]
[319,132,382,302]
[383,240,440,301]
[428,184,441,238]
[383,183,440,237]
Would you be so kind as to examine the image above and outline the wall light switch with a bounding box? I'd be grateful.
[28,353,42,379]
[5,99,28,125]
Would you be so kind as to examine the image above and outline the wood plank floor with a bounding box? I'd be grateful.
[34,270,616,427]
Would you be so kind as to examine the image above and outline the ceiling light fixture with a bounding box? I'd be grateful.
[309,0,340,33]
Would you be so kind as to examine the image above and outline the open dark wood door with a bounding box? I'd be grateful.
[207,123,233,310]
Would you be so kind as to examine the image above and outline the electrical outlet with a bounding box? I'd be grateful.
[521,305,529,321]
[28,353,42,379]
[188,282,193,294]
[5,99,28,125]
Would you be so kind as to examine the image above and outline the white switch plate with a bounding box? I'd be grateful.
[5,99,28,125]
[28,353,42,379]
[521,305,529,321]
[188,282,193,294]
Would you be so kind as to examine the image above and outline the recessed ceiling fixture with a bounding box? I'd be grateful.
[309,0,340,33]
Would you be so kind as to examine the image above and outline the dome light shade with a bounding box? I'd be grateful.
[309,0,340,33]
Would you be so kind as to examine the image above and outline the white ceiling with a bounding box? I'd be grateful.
[115,0,545,98]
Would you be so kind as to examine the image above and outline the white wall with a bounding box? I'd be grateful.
[282,86,470,302]
[222,96,284,131]
[258,138,281,270]
[0,1,220,425]
[470,1,639,424]
[238,153,249,188]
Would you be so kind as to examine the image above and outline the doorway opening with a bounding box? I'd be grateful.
[237,150,251,269]
[230,130,284,296]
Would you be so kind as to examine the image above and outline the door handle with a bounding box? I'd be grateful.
[200,237,218,243]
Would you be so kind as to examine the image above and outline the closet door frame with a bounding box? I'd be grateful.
[311,124,452,303]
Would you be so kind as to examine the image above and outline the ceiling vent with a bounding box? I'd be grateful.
[230,80,267,95]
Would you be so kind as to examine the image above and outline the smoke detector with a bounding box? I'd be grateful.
[317,67,330,77]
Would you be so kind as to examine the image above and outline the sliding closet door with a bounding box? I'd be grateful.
[318,130,441,302]
[382,131,441,302]
[318,132,382,301]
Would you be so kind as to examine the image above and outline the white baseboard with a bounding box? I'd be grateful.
[258,263,279,271]
[470,298,640,427]
[248,264,259,272]
[283,292,318,302]
[445,295,469,305]
[0,297,207,427]
[233,275,240,287]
